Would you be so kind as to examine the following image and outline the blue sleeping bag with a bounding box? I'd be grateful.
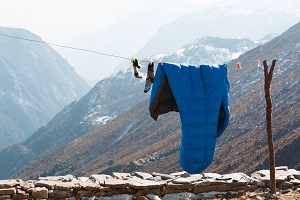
[149,62,230,174]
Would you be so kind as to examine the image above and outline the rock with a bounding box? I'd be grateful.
[90,174,113,183]
[99,186,110,192]
[173,176,201,184]
[251,170,270,180]
[55,181,81,191]
[193,184,231,194]
[80,181,100,191]
[0,187,16,195]
[146,194,161,200]
[194,180,210,187]
[275,169,292,181]
[288,169,300,179]
[282,188,293,194]
[290,178,300,185]
[77,190,93,197]
[230,184,258,192]
[18,180,32,190]
[104,179,132,188]
[30,187,48,199]
[203,172,222,179]
[167,182,194,190]
[60,174,76,182]
[78,177,89,183]
[207,179,227,185]
[113,172,131,180]
[128,177,161,190]
[277,181,294,190]
[275,166,288,171]
[220,172,245,181]
[170,171,190,178]
[0,194,12,199]
[0,180,19,189]
[136,196,148,200]
[106,194,134,200]
[133,172,153,180]
[135,188,161,196]
[38,176,62,181]
[13,192,29,200]
[48,189,73,199]
[163,192,197,199]
[152,172,176,180]
[35,180,57,189]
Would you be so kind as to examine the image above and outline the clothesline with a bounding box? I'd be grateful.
[1,33,299,68]
[0,33,157,64]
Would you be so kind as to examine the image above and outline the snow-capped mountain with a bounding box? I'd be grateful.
[151,37,259,65]
[0,36,260,179]
[136,0,300,62]
[0,27,89,150]
[14,21,300,179]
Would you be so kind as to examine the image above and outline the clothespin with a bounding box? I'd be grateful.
[131,56,136,63]
[150,58,153,64]
[131,56,142,78]
[235,62,242,70]
[257,60,261,67]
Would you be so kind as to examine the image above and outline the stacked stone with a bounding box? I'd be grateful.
[0,166,299,200]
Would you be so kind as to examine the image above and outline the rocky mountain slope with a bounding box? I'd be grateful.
[13,21,300,180]
[0,27,89,150]
[0,36,261,179]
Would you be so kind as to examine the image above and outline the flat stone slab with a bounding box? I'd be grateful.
[275,166,288,171]
[0,180,19,188]
[80,181,100,191]
[0,188,16,195]
[29,187,48,199]
[167,182,194,190]
[173,176,202,184]
[127,177,161,189]
[90,174,113,183]
[38,175,75,182]
[35,180,57,189]
[133,172,153,180]
[170,171,190,178]
[152,172,176,180]
[78,177,89,183]
[55,181,81,191]
[112,172,132,180]
[49,189,73,199]
[104,179,132,188]
[203,173,222,179]
[288,169,300,179]
[194,183,232,194]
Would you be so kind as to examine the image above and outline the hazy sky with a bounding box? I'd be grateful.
[0,0,215,83]
[0,0,212,44]
[1,0,300,84]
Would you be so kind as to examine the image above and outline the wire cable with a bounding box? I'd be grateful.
[0,33,133,61]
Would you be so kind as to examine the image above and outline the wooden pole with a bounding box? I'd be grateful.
[263,59,276,194]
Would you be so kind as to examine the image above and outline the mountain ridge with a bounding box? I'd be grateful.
[0,26,90,150]
[13,21,300,180]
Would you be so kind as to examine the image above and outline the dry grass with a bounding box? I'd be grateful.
[208,189,300,200]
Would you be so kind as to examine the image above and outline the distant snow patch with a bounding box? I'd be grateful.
[92,116,112,125]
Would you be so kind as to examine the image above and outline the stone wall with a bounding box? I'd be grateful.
[0,166,299,200]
